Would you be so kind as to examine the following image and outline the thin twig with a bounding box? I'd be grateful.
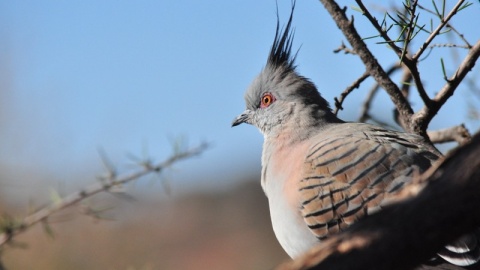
[398,0,419,63]
[0,142,209,247]
[354,0,403,58]
[358,63,402,122]
[354,0,432,112]
[396,1,432,108]
[407,62,431,107]
[428,43,470,49]
[413,0,466,61]
[446,25,472,48]
[334,71,370,115]
[320,0,414,131]
[333,41,357,55]
[413,40,480,131]
[417,3,472,49]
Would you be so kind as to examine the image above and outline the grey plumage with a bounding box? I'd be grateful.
[232,3,480,268]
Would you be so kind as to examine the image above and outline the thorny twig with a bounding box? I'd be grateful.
[428,43,470,49]
[0,142,209,247]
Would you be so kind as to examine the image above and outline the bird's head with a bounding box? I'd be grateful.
[232,3,336,137]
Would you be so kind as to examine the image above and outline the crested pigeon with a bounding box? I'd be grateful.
[231,4,480,267]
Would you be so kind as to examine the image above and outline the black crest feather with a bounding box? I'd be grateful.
[268,1,297,70]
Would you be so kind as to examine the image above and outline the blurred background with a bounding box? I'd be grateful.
[0,0,478,269]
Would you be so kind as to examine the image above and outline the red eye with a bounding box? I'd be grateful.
[260,93,275,108]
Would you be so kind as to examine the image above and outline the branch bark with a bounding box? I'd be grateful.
[428,125,471,145]
[275,131,480,270]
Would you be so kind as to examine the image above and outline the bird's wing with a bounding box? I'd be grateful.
[299,125,437,240]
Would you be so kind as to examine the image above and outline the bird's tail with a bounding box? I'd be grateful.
[437,230,480,267]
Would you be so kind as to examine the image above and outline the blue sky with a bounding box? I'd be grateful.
[0,1,479,200]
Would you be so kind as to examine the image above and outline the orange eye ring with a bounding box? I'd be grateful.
[260,93,275,108]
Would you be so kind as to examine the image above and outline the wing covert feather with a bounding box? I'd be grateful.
[298,128,437,240]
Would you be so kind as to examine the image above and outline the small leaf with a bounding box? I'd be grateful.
[441,0,446,18]
[458,2,473,12]
[49,189,63,205]
[362,34,380,41]
[350,5,363,13]
[386,12,401,25]
[42,220,55,239]
[432,0,441,19]
[440,58,448,81]
[381,12,388,29]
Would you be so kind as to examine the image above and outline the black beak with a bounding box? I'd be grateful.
[231,110,251,127]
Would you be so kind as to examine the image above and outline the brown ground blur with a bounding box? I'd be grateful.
[1,181,289,270]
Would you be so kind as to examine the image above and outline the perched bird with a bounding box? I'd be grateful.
[232,4,480,267]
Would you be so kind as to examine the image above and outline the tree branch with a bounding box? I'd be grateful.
[412,0,466,61]
[354,0,403,58]
[0,142,209,247]
[428,124,471,145]
[413,40,480,131]
[417,4,472,49]
[359,63,401,123]
[354,0,432,108]
[333,41,357,55]
[275,131,480,270]
[319,0,414,131]
[334,71,370,115]
[394,65,414,126]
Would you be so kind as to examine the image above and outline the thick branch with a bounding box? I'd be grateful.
[394,65,414,126]
[428,125,471,145]
[319,0,414,131]
[0,143,209,246]
[275,131,480,270]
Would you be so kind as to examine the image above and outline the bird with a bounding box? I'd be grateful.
[231,3,480,268]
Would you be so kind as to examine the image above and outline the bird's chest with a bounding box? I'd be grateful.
[261,140,319,258]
